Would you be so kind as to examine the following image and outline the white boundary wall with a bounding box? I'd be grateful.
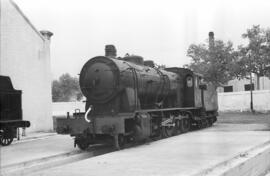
[52,102,85,116]
[218,90,270,112]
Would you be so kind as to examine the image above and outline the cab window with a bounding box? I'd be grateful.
[186,76,193,87]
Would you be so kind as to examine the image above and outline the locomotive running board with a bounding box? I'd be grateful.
[135,107,201,114]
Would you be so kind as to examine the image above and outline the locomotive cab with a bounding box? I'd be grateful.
[164,67,218,117]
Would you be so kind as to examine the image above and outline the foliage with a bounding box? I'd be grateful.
[237,25,270,79]
[157,64,166,69]
[186,39,238,88]
[52,73,83,102]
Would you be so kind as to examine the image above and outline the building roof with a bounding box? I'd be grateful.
[8,0,45,41]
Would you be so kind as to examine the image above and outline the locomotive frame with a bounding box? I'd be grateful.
[56,45,218,150]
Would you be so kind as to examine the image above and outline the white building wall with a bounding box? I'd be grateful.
[259,76,270,90]
[0,0,53,132]
[218,90,270,112]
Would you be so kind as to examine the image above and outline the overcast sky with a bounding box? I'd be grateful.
[14,0,270,79]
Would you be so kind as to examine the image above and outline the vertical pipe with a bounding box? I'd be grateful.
[250,71,254,113]
[248,53,255,113]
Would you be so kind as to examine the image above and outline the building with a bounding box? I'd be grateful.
[217,75,270,93]
[217,76,270,112]
[0,0,53,132]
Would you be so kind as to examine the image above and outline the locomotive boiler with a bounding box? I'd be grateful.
[57,45,218,150]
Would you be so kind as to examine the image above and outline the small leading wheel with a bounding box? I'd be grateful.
[75,137,89,150]
[77,141,89,150]
[0,128,14,146]
[114,134,126,150]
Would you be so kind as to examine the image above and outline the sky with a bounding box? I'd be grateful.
[14,0,270,79]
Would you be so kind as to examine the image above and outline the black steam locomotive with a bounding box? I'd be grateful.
[57,45,218,149]
[0,76,30,146]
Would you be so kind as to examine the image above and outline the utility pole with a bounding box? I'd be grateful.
[249,71,254,113]
[248,53,254,113]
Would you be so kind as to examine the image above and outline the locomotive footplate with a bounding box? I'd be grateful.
[56,113,133,136]
[56,113,134,150]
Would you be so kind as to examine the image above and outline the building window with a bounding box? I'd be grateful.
[244,84,254,91]
[224,86,233,92]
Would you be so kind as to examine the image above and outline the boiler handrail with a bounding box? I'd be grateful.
[84,105,92,123]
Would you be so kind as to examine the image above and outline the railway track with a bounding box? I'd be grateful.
[1,145,114,176]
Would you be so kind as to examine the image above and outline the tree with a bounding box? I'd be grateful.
[186,37,238,88]
[237,25,270,89]
[52,73,83,102]
[52,80,62,102]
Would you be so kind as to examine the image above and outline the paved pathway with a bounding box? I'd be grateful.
[29,123,270,176]
[0,135,77,167]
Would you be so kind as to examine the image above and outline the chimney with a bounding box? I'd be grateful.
[208,31,214,49]
[40,30,53,40]
[105,45,117,57]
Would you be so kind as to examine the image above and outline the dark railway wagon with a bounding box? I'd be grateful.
[56,45,218,150]
[0,76,30,146]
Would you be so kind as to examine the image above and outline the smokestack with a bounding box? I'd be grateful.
[208,31,214,49]
[40,30,53,40]
[105,45,117,57]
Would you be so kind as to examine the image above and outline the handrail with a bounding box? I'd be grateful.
[84,105,92,123]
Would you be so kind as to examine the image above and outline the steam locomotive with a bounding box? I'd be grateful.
[57,45,218,149]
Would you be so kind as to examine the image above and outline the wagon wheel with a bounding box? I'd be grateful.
[0,128,14,146]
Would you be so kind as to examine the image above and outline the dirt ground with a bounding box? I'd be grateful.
[218,111,270,124]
